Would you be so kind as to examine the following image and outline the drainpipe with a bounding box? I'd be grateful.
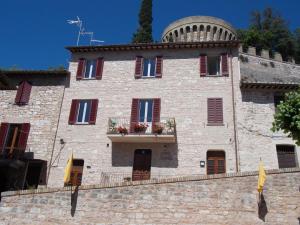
[229,48,240,172]
[46,75,67,186]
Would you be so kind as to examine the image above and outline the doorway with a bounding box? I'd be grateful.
[207,151,226,175]
[132,149,152,181]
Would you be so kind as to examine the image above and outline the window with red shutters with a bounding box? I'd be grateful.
[17,123,30,153]
[130,99,139,133]
[76,58,86,80]
[221,53,229,76]
[89,99,99,124]
[207,151,226,175]
[155,56,163,78]
[200,55,207,77]
[135,56,143,78]
[207,98,223,125]
[95,57,104,80]
[69,99,98,125]
[15,81,32,105]
[152,98,161,131]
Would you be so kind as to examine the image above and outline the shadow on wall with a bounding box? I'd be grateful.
[241,90,274,104]
[111,142,178,168]
[71,186,79,217]
[258,193,268,222]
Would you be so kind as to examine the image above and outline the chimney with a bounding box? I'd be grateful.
[261,49,270,59]
[247,46,256,56]
[274,52,282,62]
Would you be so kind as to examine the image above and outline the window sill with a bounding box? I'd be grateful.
[74,122,91,125]
[141,76,157,79]
[81,78,96,80]
[206,75,224,77]
[206,123,224,126]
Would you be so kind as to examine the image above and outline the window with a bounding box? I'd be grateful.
[207,98,223,125]
[207,151,225,175]
[274,95,284,113]
[135,56,162,78]
[77,100,92,123]
[207,56,221,76]
[68,99,98,125]
[139,99,153,122]
[15,81,32,105]
[276,145,297,169]
[76,58,104,80]
[84,60,96,79]
[0,123,30,159]
[142,59,156,77]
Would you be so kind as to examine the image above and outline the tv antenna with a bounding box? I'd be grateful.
[67,16,104,46]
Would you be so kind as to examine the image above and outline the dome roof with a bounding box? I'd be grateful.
[162,16,237,43]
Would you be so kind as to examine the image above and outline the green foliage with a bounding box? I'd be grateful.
[272,89,300,145]
[238,7,296,61]
[132,0,153,43]
[295,28,300,64]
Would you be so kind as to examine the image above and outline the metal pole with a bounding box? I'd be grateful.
[76,21,82,46]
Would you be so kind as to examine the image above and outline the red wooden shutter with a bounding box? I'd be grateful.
[20,81,32,104]
[221,53,229,76]
[130,99,139,133]
[155,56,163,78]
[69,100,79,124]
[17,123,30,152]
[135,56,143,78]
[15,82,25,104]
[95,58,104,80]
[76,58,85,80]
[200,55,207,77]
[207,98,223,125]
[0,123,9,154]
[89,99,99,124]
[152,98,161,132]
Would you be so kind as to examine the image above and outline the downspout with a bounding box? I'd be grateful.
[229,48,240,172]
[46,75,67,186]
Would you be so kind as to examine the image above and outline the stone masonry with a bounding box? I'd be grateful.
[1,169,300,224]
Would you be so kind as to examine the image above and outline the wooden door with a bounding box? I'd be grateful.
[207,151,226,175]
[132,149,152,181]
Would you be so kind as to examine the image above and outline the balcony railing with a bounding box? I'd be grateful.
[107,117,176,143]
[107,117,176,135]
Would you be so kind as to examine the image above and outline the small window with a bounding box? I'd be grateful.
[207,56,221,76]
[84,60,96,79]
[274,95,284,113]
[143,59,156,77]
[76,100,92,124]
[15,81,32,105]
[139,99,153,122]
[276,145,297,169]
[207,151,225,174]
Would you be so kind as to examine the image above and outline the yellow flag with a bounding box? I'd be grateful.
[257,160,266,193]
[64,153,73,184]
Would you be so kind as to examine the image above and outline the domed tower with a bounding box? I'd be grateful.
[162,16,237,43]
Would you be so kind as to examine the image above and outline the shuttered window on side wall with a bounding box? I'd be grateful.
[207,98,223,125]
[15,81,32,105]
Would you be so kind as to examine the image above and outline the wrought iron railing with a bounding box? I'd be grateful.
[107,117,176,135]
[100,172,188,184]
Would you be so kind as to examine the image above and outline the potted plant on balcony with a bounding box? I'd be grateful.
[153,124,164,134]
[134,123,148,133]
[117,126,128,135]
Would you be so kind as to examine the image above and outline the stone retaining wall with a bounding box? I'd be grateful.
[1,168,299,224]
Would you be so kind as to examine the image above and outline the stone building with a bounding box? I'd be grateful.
[0,16,299,189]
[0,70,69,191]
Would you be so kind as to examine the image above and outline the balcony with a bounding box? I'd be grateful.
[107,117,176,143]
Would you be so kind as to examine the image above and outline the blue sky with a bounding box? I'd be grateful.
[1,0,299,70]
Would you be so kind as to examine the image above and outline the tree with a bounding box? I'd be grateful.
[294,28,300,64]
[238,7,295,61]
[132,0,153,43]
[272,89,300,145]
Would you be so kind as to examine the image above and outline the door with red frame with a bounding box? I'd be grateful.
[132,149,152,181]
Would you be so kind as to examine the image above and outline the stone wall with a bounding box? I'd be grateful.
[1,169,299,224]
[48,48,239,187]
